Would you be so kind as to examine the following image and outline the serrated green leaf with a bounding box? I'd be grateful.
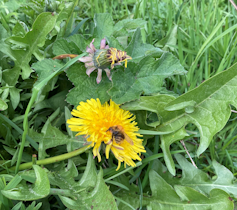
[155,62,237,174]
[125,28,156,62]
[160,128,189,175]
[47,152,117,210]
[5,12,57,79]
[1,165,50,201]
[94,13,114,40]
[52,38,81,55]
[121,95,176,116]
[66,63,111,105]
[113,19,146,38]
[29,123,82,160]
[109,53,186,104]
[117,170,234,210]
[31,58,63,92]
[81,168,118,210]
[106,36,125,50]
[60,168,118,210]
[174,154,237,198]
[67,34,89,52]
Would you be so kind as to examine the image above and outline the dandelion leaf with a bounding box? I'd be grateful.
[52,38,82,55]
[66,63,111,105]
[109,53,186,104]
[29,123,83,160]
[113,19,146,38]
[50,152,118,210]
[2,165,50,201]
[94,13,114,41]
[174,154,237,198]
[156,62,237,175]
[117,170,234,210]
[4,13,57,79]
[125,28,156,62]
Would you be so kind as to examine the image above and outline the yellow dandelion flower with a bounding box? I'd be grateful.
[67,98,146,170]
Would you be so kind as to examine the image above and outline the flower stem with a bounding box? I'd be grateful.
[53,54,79,60]
[15,53,87,174]
[1,145,90,174]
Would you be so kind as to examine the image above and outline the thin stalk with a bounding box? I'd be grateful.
[15,53,87,174]
[2,145,90,174]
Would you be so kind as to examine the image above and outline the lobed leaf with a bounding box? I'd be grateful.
[117,170,234,210]
[66,63,111,105]
[94,13,114,41]
[156,62,237,175]
[48,152,117,210]
[1,165,50,201]
[109,53,186,104]
[125,28,156,62]
[113,18,146,39]
[174,154,237,198]
[29,123,83,160]
[5,12,57,79]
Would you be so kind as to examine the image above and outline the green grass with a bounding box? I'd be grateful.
[1,0,237,209]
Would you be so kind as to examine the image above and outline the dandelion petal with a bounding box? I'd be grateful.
[105,143,112,159]
[116,161,121,171]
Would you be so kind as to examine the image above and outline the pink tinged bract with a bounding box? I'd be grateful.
[104,68,112,81]
[90,39,96,52]
[86,67,96,76]
[86,46,94,54]
[100,38,106,49]
[96,69,103,84]
[85,61,95,68]
[79,56,92,63]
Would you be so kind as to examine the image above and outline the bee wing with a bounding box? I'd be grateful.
[124,133,134,145]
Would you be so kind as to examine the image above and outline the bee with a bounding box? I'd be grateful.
[107,125,134,145]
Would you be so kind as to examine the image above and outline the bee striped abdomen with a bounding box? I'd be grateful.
[107,125,133,145]
[112,131,125,144]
